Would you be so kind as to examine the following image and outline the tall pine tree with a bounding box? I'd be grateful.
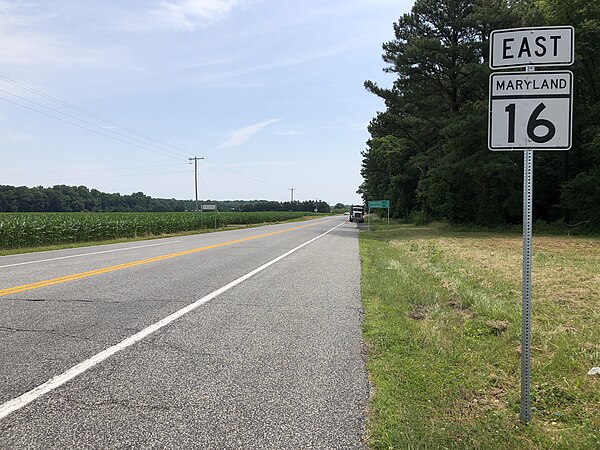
[362,0,550,225]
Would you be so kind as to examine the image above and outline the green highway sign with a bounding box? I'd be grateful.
[368,200,390,208]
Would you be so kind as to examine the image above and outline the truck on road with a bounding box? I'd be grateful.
[349,205,364,223]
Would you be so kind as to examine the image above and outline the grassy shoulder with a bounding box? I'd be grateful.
[360,220,599,449]
[0,214,329,257]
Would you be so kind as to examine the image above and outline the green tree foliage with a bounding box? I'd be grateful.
[540,0,600,225]
[0,184,332,213]
[361,0,599,227]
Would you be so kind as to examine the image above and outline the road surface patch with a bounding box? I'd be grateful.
[0,220,345,420]
[0,220,330,298]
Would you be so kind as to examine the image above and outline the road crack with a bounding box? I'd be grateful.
[0,326,95,342]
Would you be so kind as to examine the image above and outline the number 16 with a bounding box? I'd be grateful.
[504,102,556,144]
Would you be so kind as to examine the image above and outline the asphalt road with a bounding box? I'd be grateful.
[0,217,368,449]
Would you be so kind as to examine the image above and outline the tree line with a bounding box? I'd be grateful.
[360,0,599,229]
[0,184,332,213]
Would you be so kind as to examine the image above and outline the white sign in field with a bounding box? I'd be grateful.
[490,26,574,68]
[488,71,572,150]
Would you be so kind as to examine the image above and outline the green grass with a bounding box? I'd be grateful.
[361,220,599,449]
[0,211,326,251]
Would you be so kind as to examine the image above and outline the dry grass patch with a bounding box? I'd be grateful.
[392,235,600,315]
[363,223,599,449]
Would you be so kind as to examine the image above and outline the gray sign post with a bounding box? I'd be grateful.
[521,88,534,422]
[488,26,574,424]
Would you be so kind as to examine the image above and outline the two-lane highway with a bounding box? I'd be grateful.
[0,217,368,448]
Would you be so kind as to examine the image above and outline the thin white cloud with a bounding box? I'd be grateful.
[274,130,303,136]
[0,1,38,29]
[172,31,382,86]
[142,0,254,32]
[0,32,110,67]
[218,119,280,148]
[0,3,125,69]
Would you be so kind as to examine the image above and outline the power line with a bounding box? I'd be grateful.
[202,164,282,196]
[204,161,288,190]
[0,163,186,177]
[0,75,297,196]
[0,96,186,161]
[0,74,189,158]
[0,76,300,197]
[6,170,193,182]
[199,174,213,199]
[0,89,188,160]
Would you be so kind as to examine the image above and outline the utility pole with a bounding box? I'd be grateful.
[289,188,295,203]
[188,156,204,215]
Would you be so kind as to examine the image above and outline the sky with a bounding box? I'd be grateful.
[0,0,412,205]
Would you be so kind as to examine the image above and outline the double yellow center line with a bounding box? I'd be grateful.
[0,220,327,298]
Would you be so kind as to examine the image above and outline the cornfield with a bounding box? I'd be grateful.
[0,211,319,249]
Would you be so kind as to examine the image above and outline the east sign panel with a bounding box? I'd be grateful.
[488,71,573,150]
[489,26,574,68]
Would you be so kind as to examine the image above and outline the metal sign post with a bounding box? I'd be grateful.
[521,63,534,421]
[488,26,574,424]
[521,144,534,423]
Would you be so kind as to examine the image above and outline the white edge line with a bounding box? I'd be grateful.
[0,241,181,269]
[0,219,347,420]
[0,237,183,259]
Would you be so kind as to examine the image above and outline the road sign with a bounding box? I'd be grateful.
[488,24,575,425]
[368,200,389,208]
[490,26,574,69]
[488,71,572,150]
[367,200,390,231]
